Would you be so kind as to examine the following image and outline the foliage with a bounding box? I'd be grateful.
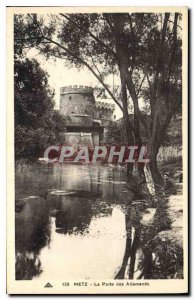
[15,58,54,127]
[103,121,126,144]
[14,58,66,160]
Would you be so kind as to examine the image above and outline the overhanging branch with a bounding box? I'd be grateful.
[59,13,118,60]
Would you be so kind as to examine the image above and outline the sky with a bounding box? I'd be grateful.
[27,48,124,120]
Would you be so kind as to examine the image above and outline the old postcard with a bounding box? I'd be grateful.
[7,6,188,294]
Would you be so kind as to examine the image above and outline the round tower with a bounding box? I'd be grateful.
[60,85,95,117]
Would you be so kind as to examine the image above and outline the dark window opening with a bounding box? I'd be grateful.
[69,96,72,100]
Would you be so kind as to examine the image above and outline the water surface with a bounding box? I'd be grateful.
[15,163,134,280]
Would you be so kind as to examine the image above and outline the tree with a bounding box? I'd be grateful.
[14,57,66,160]
[14,13,182,184]
[104,121,126,145]
[15,58,54,127]
[105,13,182,185]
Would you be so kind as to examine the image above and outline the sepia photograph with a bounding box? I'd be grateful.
[6,6,188,294]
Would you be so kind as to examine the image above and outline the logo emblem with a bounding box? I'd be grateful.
[44,282,53,288]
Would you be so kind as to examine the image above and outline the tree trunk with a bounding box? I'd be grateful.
[110,14,144,177]
[120,76,134,146]
[149,144,163,188]
[120,64,134,175]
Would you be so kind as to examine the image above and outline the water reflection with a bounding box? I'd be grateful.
[15,163,133,280]
[15,196,51,280]
[55,193,94,234]
[36,207,126,280]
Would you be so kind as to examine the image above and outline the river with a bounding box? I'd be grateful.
[15,162,183,280]
[15,163,137,280]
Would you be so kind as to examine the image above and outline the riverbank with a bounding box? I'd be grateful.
[138,156,183,279]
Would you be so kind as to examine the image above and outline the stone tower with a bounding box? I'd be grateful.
[59,85,115,147]
[59,85,102,147]
[60,85,95,117]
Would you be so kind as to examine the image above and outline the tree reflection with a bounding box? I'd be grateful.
[55,192,95,235]
[16,252,42,280]
[15,196,51,280]
[115,204,142,279]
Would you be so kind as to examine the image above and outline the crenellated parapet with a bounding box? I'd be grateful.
[94,101,115,122]
[60,85,94,95]
[95,101,115,111]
